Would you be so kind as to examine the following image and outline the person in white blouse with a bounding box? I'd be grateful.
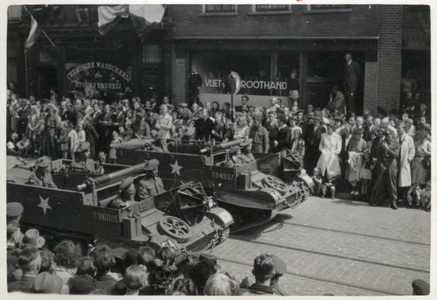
[316,120,343,178]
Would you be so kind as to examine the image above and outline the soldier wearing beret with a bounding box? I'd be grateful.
[248,115,269,154]
[239,139,255,163]
[225,146,241,167]
[27,156,57,188]
[137,159,165,201]
[7,202,24,249]
[70,141,94,172]
[110,177,137,209]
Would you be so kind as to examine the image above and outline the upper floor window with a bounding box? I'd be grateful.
[204,5,236,13]
[255,5,291,12]
[309,5,351,10]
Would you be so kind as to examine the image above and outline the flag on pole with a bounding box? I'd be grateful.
[129,5,165,37]
[96,5,129,35]
[24,13,42,50]
[96,5,165,37]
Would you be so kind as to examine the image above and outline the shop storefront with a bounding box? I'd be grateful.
[183,45,368,112]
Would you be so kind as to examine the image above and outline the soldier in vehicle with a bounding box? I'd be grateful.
[137,159,165,200]
[239,139,255,163]
[225,146,242,167]
[109,177,137,209]
[70,141,94,172]
[27,156,57,188]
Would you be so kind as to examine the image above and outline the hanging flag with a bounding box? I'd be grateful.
[129,5,165,37]
[24,12,42,50]
[96,5,165,37]
[96,5,129,35]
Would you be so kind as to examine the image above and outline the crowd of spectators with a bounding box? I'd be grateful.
[8,201,294,295]
[6,85,431,210]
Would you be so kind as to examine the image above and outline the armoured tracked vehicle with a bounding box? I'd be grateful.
[6,156,233,264]
[116,139,313,232]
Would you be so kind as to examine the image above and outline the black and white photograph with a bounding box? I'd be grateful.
[3,1,435,297]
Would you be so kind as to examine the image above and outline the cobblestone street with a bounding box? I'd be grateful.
[211,196,431,296]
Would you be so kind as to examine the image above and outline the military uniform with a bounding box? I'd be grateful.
[70,142,94,172]
[137,177,164,199]
[109,177,136,209]
[27,156,57,188]
[239,152,255,163]
[137,159,165,200]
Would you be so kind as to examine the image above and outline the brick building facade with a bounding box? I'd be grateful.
[7,4,430,115]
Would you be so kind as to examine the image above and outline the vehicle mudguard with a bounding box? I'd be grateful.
[298,169,314,189]
[205,207,234,228]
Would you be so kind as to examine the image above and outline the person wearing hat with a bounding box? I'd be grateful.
[316,120,342,179]
[109,177,137,209]
[70,141,94,172]
[239,139,255,163]
[346,127,367,196]
[225,146,242,167]
[369,128,399,209]
[304,114,326,176]
[7,202,25,251]
[249,115,269,154]
[32,271,65,294]
[137,159,165,201]
[8,244,42,293]
[270,255,287,296]
[27,156,57,188]
[20,229,46,248]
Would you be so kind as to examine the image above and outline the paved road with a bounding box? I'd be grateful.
[211,196,431,296]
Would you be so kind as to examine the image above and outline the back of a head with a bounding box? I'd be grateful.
[76,256,96,277]
[53,240,83,269]
[138,246,156,269]
[124,265,148,291]
[204,273,238,296]
[17,244,41,273]
[253,254,275,282]
[90,243,115,274]
[39,248,55,274]
[158,247,176,266]
[172,278,198,295]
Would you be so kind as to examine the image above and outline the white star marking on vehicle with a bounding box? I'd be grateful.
[38,196,52,215]
[170,160,183,176]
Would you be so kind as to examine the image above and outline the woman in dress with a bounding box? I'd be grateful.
[411,128,431,186]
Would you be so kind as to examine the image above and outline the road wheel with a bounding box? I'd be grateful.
[263,175,288,194]
[158,216,192,243]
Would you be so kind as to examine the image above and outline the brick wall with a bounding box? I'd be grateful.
[375,5,403,112]
[171,5,380,39]
[174,58,187,104]
[363,62,379,115]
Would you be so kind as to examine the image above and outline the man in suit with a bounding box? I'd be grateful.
[235,95,250,113]
[304,115,326,175]
[344,53,361,115]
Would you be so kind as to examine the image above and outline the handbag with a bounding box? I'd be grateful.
[421,157,431,169]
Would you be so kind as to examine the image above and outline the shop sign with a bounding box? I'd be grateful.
[66,62,131,92]
[204,78,287,91]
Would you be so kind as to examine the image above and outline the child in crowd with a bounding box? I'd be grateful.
[109,131,122,164]
[311,167,323,196]
[322,171,338,199]
[419,181,431,212]
[16,133,32,157]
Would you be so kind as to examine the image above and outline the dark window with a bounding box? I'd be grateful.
[310,5,351,10]
[204,5,236,13]
[255,5,290,12]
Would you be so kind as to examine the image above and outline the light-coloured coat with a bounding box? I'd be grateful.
[316,132,342,176]
[398,134,415,187]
